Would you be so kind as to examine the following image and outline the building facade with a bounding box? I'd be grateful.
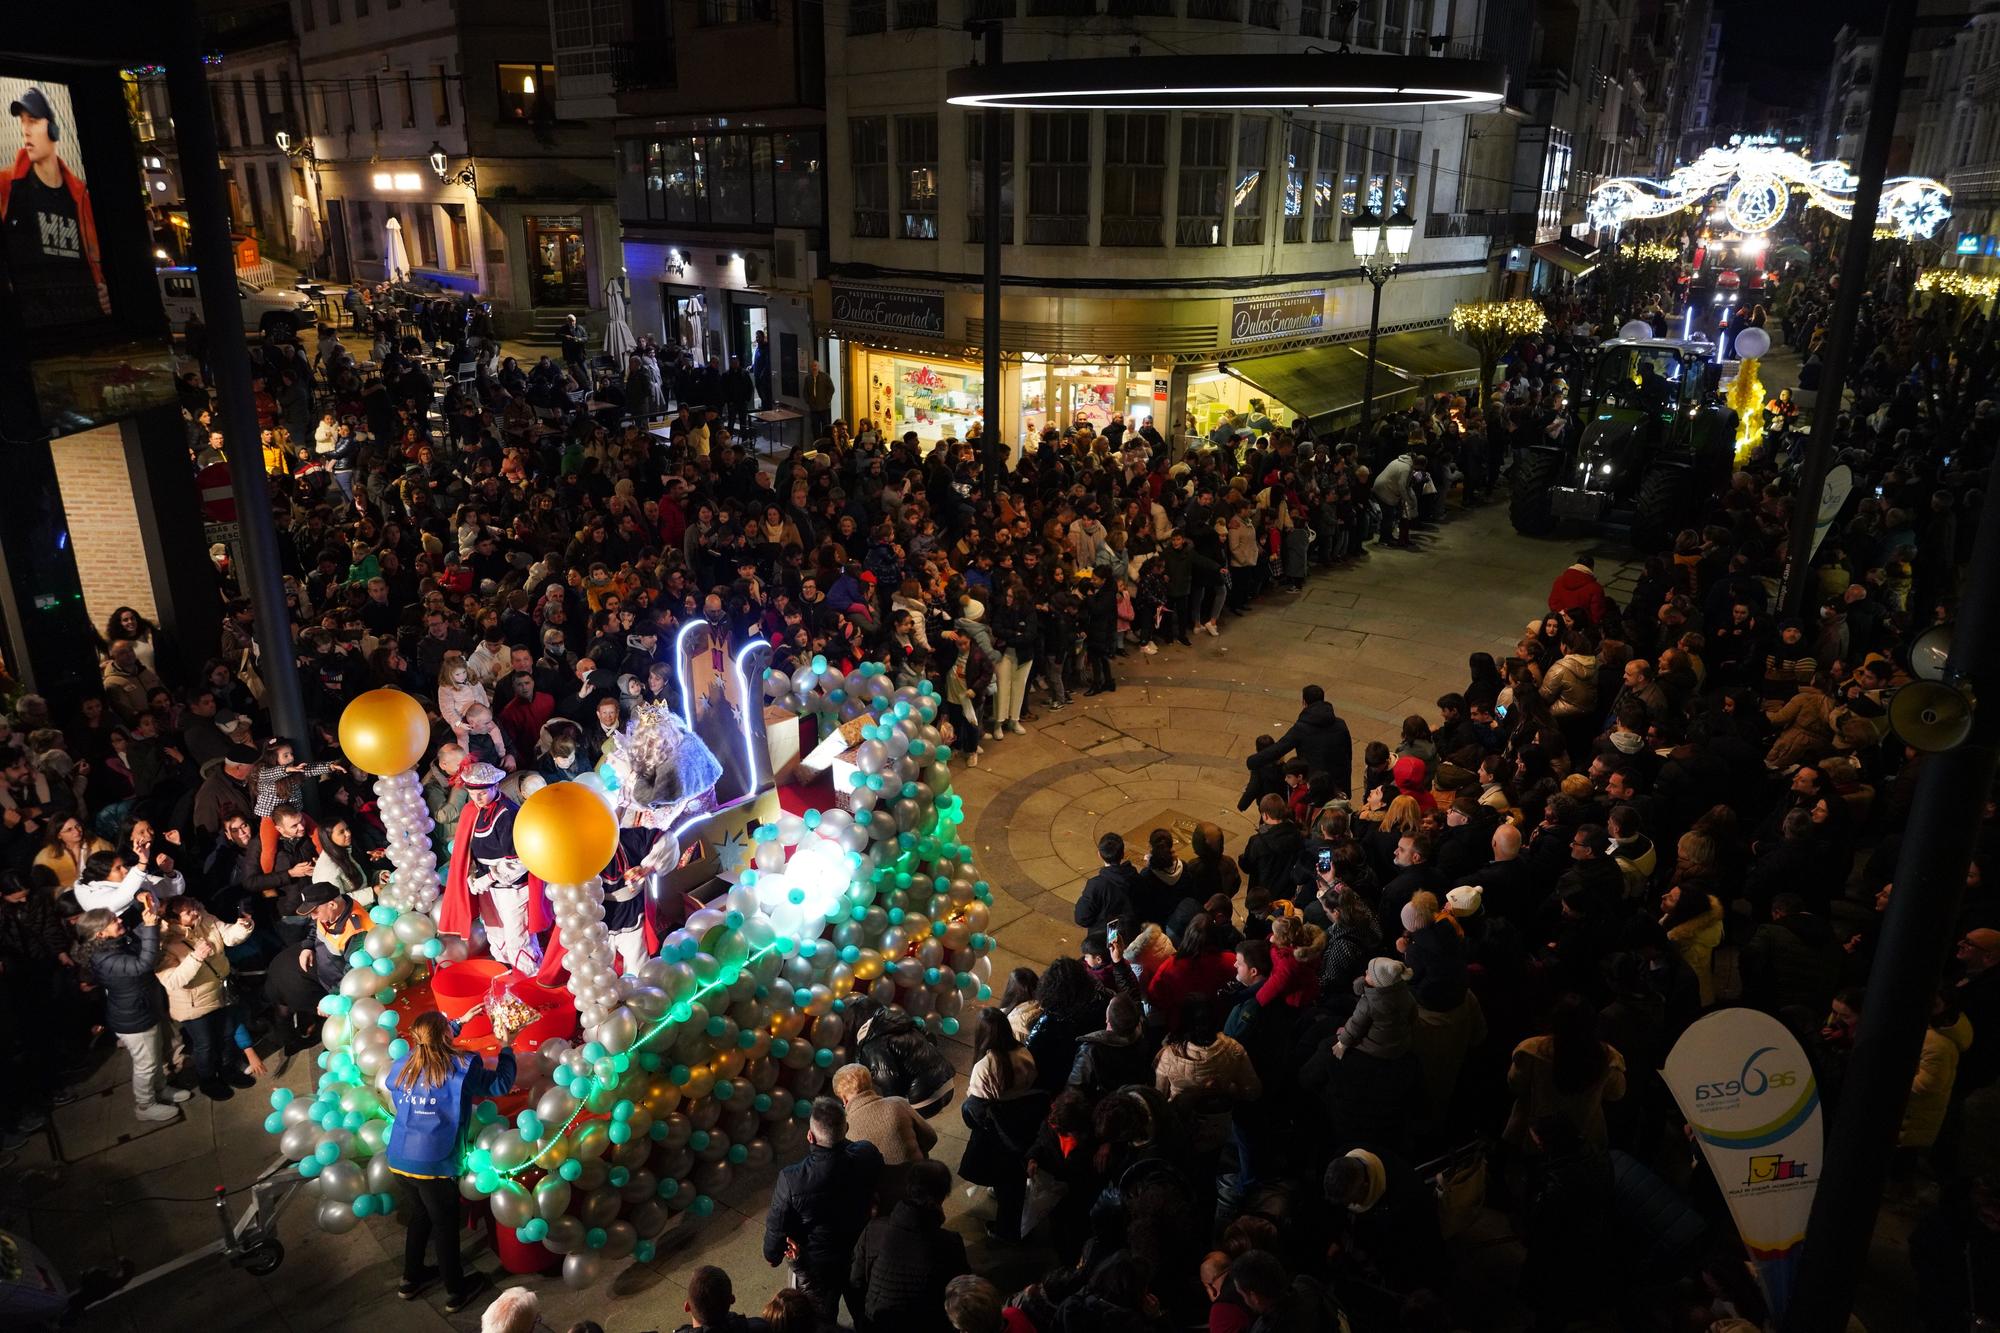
[818,0,1507,448]
[1912,4,2000,271]
[291,0,618,337]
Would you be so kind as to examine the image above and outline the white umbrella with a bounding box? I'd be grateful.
[604,275,636,360]
[384,215,410,282]
[290,193,320,258]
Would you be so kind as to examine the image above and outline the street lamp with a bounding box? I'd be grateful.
[275,128,314,162]
[1351,203,1415,442]
[427,140,476,190]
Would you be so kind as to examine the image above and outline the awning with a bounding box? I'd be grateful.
[1220,343,1419,430]
[1367,328,1483,393]
[1532,240,1600,279]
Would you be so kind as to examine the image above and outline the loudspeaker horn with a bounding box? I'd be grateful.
[1888,681,1976,753]
[1909,623,1954,683]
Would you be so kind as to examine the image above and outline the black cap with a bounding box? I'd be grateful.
[8,89,58,140]
[224,743,260,764]
[297,882,342,908]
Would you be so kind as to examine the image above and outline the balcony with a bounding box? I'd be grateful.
[1426,210,1532,239]
[611,40,678,92]
[1948,162,2000,206]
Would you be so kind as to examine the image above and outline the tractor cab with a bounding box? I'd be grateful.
[1510,336,1737,551]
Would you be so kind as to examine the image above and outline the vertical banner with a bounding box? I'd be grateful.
[1809,463,1854,560]
[1662,1009,1824,1321]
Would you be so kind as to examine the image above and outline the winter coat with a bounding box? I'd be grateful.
[1240,820,1307,895]
[84,921,165,1035]
[1741,912,1844,1016]
[1764,685,1836,769]
[1541,653,1600,717]
[1901,1015,1974,1148]
[1254,924,1326,1009]
[1154,1033,1261,1102]
[1548,564,1609,624]
[1341,973,1416,1059]
[1253,700,1355,792]
[155,912,255,1021]
[1068,1029,1154,1100]
[848,1200,970,1333]
[1146,949,1238,1024]
[1074,861,1144,930]
[1665,894,1726,1007]
[1504,1035,1628,1147]
[1403,922,1469,1012]
[763,1140,885,1276]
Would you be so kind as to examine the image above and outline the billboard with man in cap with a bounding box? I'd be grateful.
[0,78,109,329]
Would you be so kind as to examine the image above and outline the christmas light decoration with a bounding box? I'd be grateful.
[1451,299,1547,406]
[1618,240,1682,263]
[1586,145,1951,240]
[1916,269,2000,301]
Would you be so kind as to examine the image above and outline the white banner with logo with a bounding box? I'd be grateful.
[1662,1008,1823,1321]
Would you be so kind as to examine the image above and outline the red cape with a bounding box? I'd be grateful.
[535,852,661,988]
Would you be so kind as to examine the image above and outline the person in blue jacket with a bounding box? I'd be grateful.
[385,1005,518,1312]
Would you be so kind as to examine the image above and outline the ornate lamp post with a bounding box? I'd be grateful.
[1350,203,1415,442]
[427,140,476,190]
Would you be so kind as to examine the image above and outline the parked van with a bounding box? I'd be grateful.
[157,267,315,339]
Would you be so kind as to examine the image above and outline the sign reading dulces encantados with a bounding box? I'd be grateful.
[830,284,947,337]
[1230,289,1326,344]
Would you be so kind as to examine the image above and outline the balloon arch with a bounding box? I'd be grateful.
[272,659,999,1287]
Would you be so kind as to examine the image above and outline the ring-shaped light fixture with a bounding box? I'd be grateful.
[944,54,1508,110]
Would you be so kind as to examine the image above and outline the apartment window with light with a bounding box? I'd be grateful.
[1312,123,1341,241]
[897,115,939,240]
[1177,113,1229,247]
[1283,122,1311,242]
[1026,112,1089,245]
[1232,115,1268,245]
[1338,123,1369,237]
[1101,112,1165,246]
[709,134,755,223]
[966,113,1015,243]
[851,118,890,238]
[496,64,554,121]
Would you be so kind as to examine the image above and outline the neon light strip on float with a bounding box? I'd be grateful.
[670,620,769,791]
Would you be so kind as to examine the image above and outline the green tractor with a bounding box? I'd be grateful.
[1509,337,1739,553]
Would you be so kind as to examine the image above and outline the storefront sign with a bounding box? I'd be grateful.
[830,284,946,339]
[1230,290,1324,344]
[1957,233,1983,256]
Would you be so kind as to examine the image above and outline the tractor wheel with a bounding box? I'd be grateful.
[1509,450,1560,537]
[1631,464,1695,555]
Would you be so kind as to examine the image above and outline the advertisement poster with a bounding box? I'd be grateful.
[1662,1008,1824,1321]
[0,77,111,330]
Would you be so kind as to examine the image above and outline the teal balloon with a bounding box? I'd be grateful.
[264,1112,284,1133]
[271,1088,294,1109]
[315,1141,341,1164]
[352,1194,378,1218]
[692,1195,715,1217]
[608,1122,631,1145]
[560,1158,584,1182]
[375,1192,396,1215]
[388,1038,410,1059]
[586,1227,608,1250]
[635,1240,656,1263]
[298,1157,322,1179]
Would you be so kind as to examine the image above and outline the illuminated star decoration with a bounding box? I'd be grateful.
[1586,144,1951,241]
[715,827,753,881]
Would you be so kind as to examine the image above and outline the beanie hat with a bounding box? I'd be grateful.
[1400,901,1433,934]
[1367,958,1409,988]
[1446,885,1484,916]
[1392,754,1428,793]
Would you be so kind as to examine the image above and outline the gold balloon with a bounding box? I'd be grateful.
[337,689,431,776]
[513,780,619,884]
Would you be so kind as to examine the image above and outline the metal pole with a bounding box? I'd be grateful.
[1779,0,1916,622]
[972,21,1004,455]
[1782,469,2000,1332]
[1359,273,1384,442]
[165,37,312,755]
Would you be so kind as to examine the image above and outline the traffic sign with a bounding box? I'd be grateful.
[197,461,236,522]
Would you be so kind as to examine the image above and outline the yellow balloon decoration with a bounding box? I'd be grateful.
[337,689,431,776]
[513,780,619,884]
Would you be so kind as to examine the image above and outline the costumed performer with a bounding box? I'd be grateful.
[439,762,551,972]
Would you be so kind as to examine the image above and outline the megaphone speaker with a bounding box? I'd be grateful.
[1889,681,1976,753]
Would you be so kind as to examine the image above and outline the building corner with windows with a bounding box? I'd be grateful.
[290,0,618,339]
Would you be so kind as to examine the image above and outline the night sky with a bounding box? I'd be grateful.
[1714,0,1883,106]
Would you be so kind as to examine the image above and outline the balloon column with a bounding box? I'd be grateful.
[1729,324,1771,465]
[270,667,1001,1286]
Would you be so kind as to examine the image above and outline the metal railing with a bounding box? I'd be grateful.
[1101,214,1163,246]
[1247,0,1281,26]
[1026,214,1089,244]
[1187,0,1241,20]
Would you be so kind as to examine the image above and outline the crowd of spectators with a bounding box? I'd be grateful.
[1,271,1997,1330]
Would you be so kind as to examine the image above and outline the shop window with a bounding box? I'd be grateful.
[710,134,756,224]
[1102,112,1166,246]
[1312,122,1341,242]
[1232,116,1268,246]
[772,130,823,227]
[443,203,469,270]
[1026,111,1089,245]
[1177,114,1229,247]
[966,112,1015,243]
[861,350,984,442]
[852,118,890,238]
[897,115,939,240]
[496,64,555,121]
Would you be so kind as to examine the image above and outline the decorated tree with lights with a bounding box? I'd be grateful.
[266,670,1001,1288]
[1450,298,1548,410]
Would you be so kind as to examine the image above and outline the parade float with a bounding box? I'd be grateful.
[262,631,1000,1287]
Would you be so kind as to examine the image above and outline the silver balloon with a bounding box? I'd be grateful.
[366,1154,397,1195]
[317,1159,364,1203]
[580,1185,622,1226]
[563,1250,605,1289]
[534,1176,573,1221]
[542,1214,585,1255]
[488,1182,535,1230]
[600,1220,637,1260]
[316,1200,359,1234]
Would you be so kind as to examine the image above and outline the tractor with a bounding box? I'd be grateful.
[1509,336,1739,553]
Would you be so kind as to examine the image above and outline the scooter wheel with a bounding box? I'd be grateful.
[238,1238,285,1276]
